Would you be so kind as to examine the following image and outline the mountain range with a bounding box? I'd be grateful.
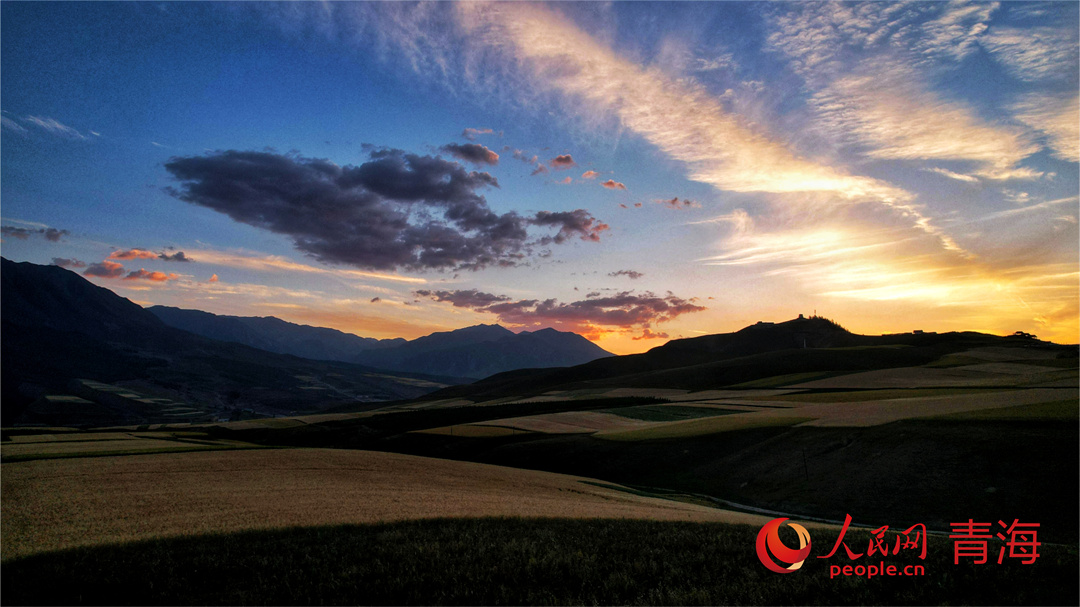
[147,307,613,379]
[1,258,463,426]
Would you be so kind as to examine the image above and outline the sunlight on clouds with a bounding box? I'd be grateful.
[455,2,908,203]
[1013,94,1080,163]
[700,222,1078,344]
[186,249,428,284]
[812,60,1039,178]
[981,25,1079,82]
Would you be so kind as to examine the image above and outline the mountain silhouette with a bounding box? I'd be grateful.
[148,306,405,362]
[150,308,613,379]
[419,315,1046,401]
[1,258,463,426]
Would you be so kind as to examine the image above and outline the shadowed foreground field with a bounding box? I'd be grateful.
[2,518,1076,606]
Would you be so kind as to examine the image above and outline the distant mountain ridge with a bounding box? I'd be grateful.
[419,315,1065,401]
[148,306,406,362]
[148,308,614,379]
[1,258,463,426]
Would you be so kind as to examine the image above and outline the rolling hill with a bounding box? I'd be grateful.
[414,316,1072,401]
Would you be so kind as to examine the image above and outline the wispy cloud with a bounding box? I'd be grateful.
[974,196,1079,223]
[184,248,429,284]
[1012,94,1080,162]
[981,25,1079,81]
[24,116,88,140]
[456,3,907,203]
[462,127,497,140]
[1,116,28,136]
[924,168,980,184]
[810,59,1039,179]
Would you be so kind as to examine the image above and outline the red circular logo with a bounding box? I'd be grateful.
[756,517,812,573]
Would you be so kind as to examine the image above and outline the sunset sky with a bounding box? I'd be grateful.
[2,1,1077,354]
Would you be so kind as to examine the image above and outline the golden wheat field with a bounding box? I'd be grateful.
[0,448,774,560]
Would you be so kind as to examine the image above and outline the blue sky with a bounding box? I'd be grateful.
[2,1,1077,352]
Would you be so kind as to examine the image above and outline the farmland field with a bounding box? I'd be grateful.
[0,448,769,560]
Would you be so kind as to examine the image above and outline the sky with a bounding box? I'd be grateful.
[1,1,1077,354]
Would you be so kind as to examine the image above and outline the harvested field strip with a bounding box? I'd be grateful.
[918,399,1079,421]
[727,372,835,388]
[470,411,657,434]
[598,413,815,441]
[794,388,1074,427]
[1,436,262,463]
[601,405,743,422]
[0,448,765,561]
[671,401,798,410]
[2,438,196,458]
[416,425,526,438]
[954,362,1072,375]
[5,518,1076,606]
[6,432,142,443]
[688,399,804,408]
[660,389,801,401]
[745,388,1007,403]
[789,366,1068,389]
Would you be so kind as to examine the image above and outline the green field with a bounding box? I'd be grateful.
[2,518,1075,606]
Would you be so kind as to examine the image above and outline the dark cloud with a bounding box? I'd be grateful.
[42,228,68,241]
[1,226,70,241]
[158,251,193,262]
[370,297,381,303]
[657,197,699,209]
[164,149,607,271]
[414,289,511,308]
[601,179,627,190]
[609,270,644,280]
[124,269,179,282]
[440,143,499,166]
[550,154,576,169]
[84,260,125,278]
[462,127,496,140]
[531,164,549,176]
[51,258,87,268]
[416,289,706,338]
[532,210,609,244]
